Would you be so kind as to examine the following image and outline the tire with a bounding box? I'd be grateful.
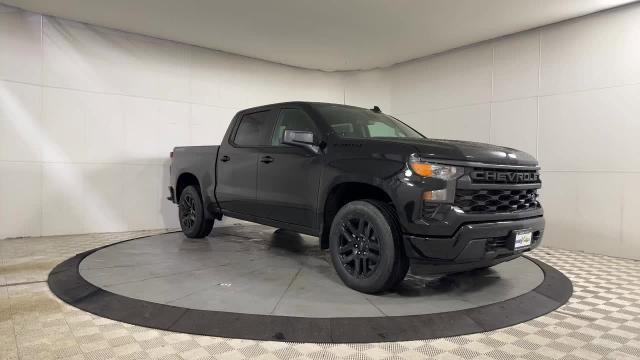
[178,185,214,238]
[329,200,409,294]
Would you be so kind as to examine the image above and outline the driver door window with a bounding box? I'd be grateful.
[271,108,316,145]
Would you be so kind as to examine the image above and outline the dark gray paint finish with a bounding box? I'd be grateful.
[48,227,572,343]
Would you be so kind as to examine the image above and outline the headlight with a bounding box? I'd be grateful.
[409,154,462,202]
[409,154,461,179]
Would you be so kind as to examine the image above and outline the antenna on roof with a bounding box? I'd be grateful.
[371,106,381,113]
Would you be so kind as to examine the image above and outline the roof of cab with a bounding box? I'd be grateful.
[239,101,373,114]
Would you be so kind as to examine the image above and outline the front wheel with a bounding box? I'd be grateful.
[179,185,214,238]
[329,200,409,294]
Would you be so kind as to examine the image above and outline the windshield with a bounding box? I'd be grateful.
[315,104,424,139]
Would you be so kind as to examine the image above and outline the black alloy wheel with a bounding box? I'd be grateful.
[338,217,381,279]
[329,200,409,294]
[180,193,197,230]
[178,185,214,238]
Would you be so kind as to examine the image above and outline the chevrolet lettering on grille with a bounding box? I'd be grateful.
[470,170,539,183]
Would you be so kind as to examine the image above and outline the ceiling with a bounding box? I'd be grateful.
[3,0,636,71]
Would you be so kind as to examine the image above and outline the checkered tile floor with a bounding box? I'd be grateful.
[1,225,639,360]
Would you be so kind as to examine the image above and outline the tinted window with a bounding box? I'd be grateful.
[368,121,400,137]
[315,104,423,139]
[271,108,316,145]
[234,110,273,146]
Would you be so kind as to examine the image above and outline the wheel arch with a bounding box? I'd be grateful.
[175,172,201,202]
[319,181,396,249]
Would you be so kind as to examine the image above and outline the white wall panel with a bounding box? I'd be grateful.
[343,70,390,111]
[190,105,237,146]
[426,104,491,143]
[42,18,102,92]
[0,162,41,239]
[393,105,490,143]
[0,5,41,84]
[190,46,345,110]
[120,34,191,102]
[43,17,191,101]
[423,45,493,111]
[492,32,540,101]
[244,63,295,108]
[539,85,640,171]
[41,163,86,236]
[295,72,345,105]
[83,164,130,233]
[490,98,538,157]
[536,171,576,250]
[41,87,88,163]
[393,111,432,137]
[540,5,640,95]
[390,44,492,114]
[0,81,42,162]
[622,174,640,258]
[189,47,254,108]
[122,164,169,230]
[122,97,190,164]
[389,60,431,115]
[542,172,625,258]
[85,93,126,163]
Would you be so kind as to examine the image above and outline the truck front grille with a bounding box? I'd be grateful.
[455,188,540,214]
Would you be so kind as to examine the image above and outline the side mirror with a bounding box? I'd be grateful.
[282,130,319,153]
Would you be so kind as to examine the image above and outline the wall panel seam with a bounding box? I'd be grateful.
[39,13,44,237]
[0,79,240,111]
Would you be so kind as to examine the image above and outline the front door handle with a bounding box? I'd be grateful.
[260,155,274,164]
[220,155,230,162]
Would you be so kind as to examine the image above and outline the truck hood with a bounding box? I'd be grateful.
[372,138,539,167]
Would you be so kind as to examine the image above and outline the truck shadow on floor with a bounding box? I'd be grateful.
[264,227,505,297]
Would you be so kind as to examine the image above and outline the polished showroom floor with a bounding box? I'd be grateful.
[79,231,544,317]
[1,225,639,360]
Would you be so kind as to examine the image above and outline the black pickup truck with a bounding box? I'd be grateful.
[168,102,544,293]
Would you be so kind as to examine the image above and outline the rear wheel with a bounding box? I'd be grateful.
[179,185,214,238]
[329,200,409,294]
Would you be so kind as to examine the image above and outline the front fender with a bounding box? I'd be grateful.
[317,157,410,234]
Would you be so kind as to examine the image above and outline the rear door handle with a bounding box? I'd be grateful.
[260,155,274,164]
[220,155,230,162]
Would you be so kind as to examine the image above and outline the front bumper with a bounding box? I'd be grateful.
[403,215,544,275]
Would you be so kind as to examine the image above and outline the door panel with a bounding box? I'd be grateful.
[216,109,275,216]
[256,108,323,228]
[257,147,322,227]
[216,146,259,215]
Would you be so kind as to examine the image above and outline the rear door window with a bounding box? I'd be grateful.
[233,110,274,146]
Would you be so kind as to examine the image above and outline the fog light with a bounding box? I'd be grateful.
[423,189,448,201]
